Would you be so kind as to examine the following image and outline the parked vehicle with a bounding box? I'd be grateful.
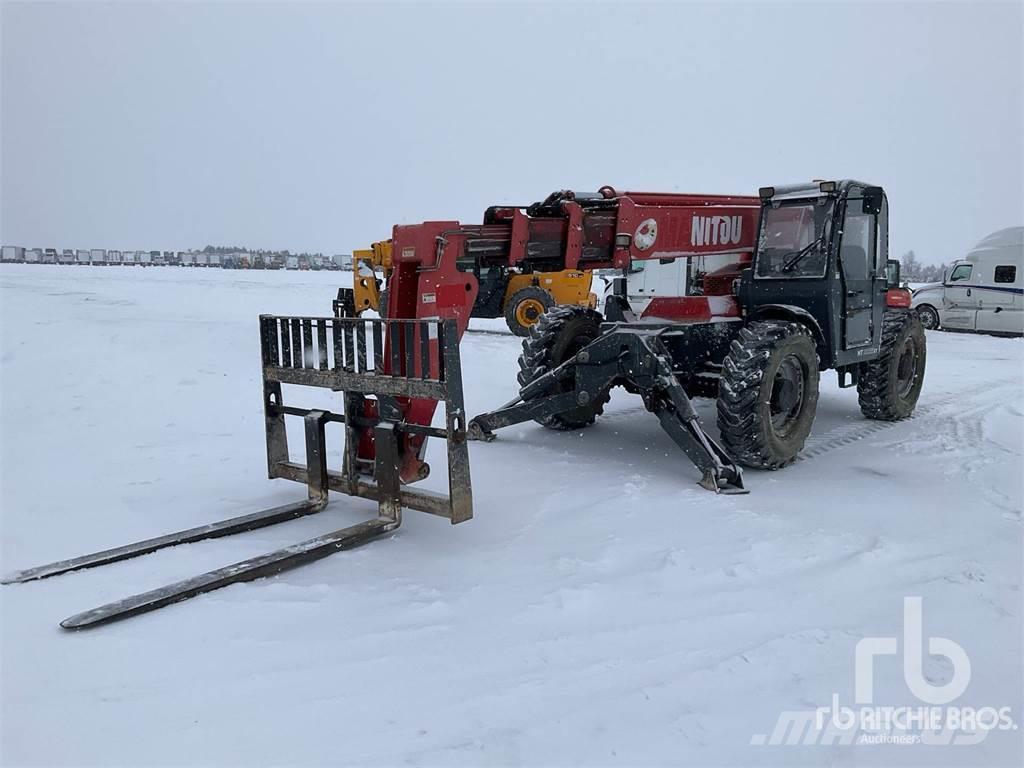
[59,249,76,265]
[90,248,106,265]
[76,249,91,265]
[286,255,299,270]
[122,250,137,266]
[2,246,25,263]
[912,227,1023,335]
[42,248,58,265]
[180,252,195,267]
[607,249,752,316]
[26,248,42,263]
[195,253,209,267]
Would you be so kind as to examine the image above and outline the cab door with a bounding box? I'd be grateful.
[838,203,876,349]
[940,262,977,330]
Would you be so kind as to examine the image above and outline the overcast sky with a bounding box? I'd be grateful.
[2,1,1021,265]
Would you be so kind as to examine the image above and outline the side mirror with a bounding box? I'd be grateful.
[862,186,884,215]
[942,268,950,285]
[885,259,901,289]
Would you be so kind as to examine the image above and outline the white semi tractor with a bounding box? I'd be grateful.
[911,227,1023,336]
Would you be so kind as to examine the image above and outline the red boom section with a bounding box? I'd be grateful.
[365,188,762,477]
[359,222,479,482]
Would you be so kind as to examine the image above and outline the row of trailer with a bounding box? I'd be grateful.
[1,247,353,270]
[1,247,209,267]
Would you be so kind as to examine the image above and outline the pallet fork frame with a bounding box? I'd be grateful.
[3,315,472,629]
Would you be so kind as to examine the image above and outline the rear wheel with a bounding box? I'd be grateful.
[505,286,555,336]
[716,321,820,468]
[916,304,939,330]
[858,311,926,420]
[517,305,608,430]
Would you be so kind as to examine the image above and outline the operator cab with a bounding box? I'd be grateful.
[742,180,898,369]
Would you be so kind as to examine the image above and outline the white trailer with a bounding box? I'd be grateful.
[59,249,76,265]
[2,246,25,263]
[195,252,209,267]
[26,248,42,263]
[180,252,195,267]
[90,248,106,265]
[42,248,58,265]
[286,255,299,270]
[207,253,221,268]
[138,250,152,266]
[76,249,91,264]
[108,250,122,265]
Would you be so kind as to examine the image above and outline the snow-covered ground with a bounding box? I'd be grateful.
[1,265,1021,767]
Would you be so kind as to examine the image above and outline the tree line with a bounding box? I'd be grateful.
[201,245,328,259]
[900,250,947,283]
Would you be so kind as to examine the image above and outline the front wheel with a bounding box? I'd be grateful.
[858,312,926,421]
[505,286,555,336]
[916,304,939,330]
[717,321,820,469]
[517,305,608,430]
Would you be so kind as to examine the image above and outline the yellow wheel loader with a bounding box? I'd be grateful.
[347,239,596,335]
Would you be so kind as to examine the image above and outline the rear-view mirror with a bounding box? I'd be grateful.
[862,187,884,215]
[886,259,901,288]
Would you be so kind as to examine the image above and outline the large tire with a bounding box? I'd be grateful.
[717,321,820,469]
[858,311,926,421]
[518,305,609,430]
[505,286,555,336]
[915,303,939,331]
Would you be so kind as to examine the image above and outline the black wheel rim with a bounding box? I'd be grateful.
[896,338,918,398]
[769,355,805,437]
[558,333,593,365]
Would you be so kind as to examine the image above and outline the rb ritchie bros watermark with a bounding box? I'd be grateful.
[751,597,1017,747]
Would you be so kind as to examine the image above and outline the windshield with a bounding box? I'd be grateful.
[755,199,833,278]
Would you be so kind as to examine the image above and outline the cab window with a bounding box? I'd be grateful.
[839,208,876,281]
[948,264,972,282]
[755,200,830,278]
[994,265,1017,283]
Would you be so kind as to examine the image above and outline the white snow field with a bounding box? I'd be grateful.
[1,265,1021,767]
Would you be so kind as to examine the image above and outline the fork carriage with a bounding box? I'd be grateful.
[3,314,473,629]
[258,313,473,525]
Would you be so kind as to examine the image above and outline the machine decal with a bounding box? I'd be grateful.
[691,215,743,247]
[634,218,658,250]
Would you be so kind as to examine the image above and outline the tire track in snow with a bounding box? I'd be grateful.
[590,377,1019,465]
[798,376,1018,463]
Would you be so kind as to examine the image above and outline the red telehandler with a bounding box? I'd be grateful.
[3,181,924,629]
